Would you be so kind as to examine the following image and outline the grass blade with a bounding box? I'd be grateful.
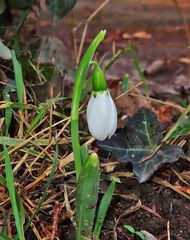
[15,191,26,227]
[93,180,116,239]
[3,142,25,240]
[0,101,30,110]
[25,106,46,136]
[12,50,24,104]
[2,89,12,136]
[0,232,12,240]
[12,50,25,137]
[127,43,148,94]
[104,47,128,71]
[0,136,66,147]
[0,175,6,185]
[124,224,135,233]
[2,210,10,235]
[162,103,190,142]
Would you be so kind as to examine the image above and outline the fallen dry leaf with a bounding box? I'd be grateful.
[144,59,166,75]
[178,57,190,64]
[175,185,190,195]
[133,31,152,39]
[122,32,132,39]
[174,74,190,90]
[154,105,175,123]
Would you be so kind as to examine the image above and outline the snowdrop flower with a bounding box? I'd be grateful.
[87,90,117,140]
[86,63,117,141]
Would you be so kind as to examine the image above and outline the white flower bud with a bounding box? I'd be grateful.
[87,90,117,141]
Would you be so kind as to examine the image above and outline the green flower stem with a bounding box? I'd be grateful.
[71,30,106,180]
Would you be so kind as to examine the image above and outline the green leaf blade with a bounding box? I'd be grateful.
[12,50,24,104]
[124,224,135,234]
[76,153,100,239]
[169,118,190,139]
[26,107,46,135]
[93,180,115,239]
[0,232,12,240]
[135,231,145,240]
[0,175,6,185]
[3,143,25,240]
[2,89,12,135]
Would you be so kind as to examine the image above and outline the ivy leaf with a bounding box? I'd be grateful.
[7,0,33,8]
[132,145,183,182]
[46,0,77,20]
[98,108,184,183]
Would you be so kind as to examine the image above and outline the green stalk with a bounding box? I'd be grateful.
[71,30,106,180]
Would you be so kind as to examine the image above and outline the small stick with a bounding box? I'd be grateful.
[167,221,171,240]
[139,144,161,163]
[129,92,185,111]
[114,81,143,101]
[51,203,61,240]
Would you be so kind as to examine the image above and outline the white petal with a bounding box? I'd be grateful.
[86,90,117,141]
[107,91,117,138]
[0,41,11,60]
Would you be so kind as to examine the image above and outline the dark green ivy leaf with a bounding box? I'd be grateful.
[98,108,184,183]
[7,0,34,8]
[46,0,77,20]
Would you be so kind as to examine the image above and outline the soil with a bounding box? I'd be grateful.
[102,166,190,240]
